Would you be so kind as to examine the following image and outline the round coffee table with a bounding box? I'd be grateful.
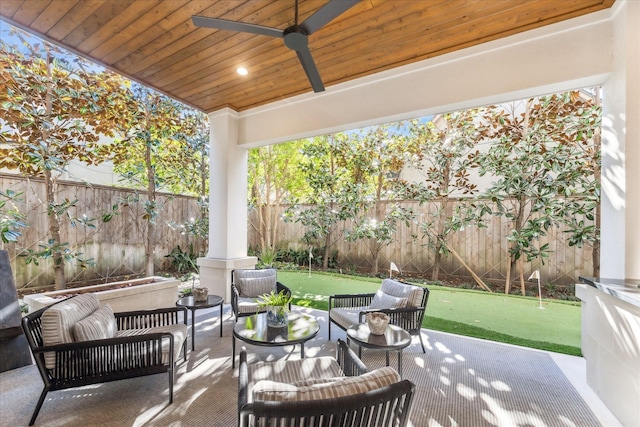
[346,323,411,377]
[232,312,319,368]
[176,295,224,351]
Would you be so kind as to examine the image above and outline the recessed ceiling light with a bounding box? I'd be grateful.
[237,67,248,76]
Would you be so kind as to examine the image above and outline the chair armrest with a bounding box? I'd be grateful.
[114,306,187,330]
[336,339,369,377]
[34,332,174,378]
[276,281,290,295]
[329,293,376,310]
[231,283,241,311]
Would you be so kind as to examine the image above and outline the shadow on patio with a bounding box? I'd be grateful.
[0,305,620,427]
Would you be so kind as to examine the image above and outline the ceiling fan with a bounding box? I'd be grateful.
[192,0,360,93]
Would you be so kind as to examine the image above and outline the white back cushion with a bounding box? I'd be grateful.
[41,293,101,369]
[380,279,424,307]
[74,303,117,341]
[235,269,277,297]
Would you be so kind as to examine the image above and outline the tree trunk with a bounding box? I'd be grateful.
[519,257,526,296]
[45,170,66,290]
[323,230,331,270]
[504,253,512,294]
[145,139,156,277]
[432,157,452,281]
[44,52,66,290]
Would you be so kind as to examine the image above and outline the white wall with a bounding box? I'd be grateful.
[236,10,612,147]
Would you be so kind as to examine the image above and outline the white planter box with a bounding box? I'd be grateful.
[23,276,180,313]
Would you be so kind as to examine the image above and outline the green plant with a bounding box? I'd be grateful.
[178,288,193,298]
[165,244,198,274]
[256,289,292,308]
[258,246,278,267]
[0,189,26,244]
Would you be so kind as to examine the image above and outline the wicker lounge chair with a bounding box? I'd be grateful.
[21,294,187,426]
[231,268,291,320]
[237,339,415,427]
[329,279,430,352]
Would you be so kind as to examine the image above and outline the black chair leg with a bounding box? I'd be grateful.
[418,333,426,353]
[29,387,48,426]
[168,366,174,404]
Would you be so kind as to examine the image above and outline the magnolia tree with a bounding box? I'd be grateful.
[342,124,421,276]
[110,85,208,277]
[285,134,355,269]
[247,141,307,260]
[408,111,487,281]
[0,33,129,289]
[470,90,601,294]
[0,190,26,245]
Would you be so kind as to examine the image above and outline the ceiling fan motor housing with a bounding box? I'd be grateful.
[283,25,309,50]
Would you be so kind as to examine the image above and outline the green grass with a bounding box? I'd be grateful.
[279,270,582,356]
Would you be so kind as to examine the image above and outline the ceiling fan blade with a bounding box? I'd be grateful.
[300,0,360,34]
[295,46,325,93]
[192,15,283,38]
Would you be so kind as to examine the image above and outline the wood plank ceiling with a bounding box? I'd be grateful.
[0,0,615,113]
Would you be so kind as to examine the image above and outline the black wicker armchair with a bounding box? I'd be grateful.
[231,268,291,320]
[329,279,430,352]
[238,339,415,427]
[21,295,188,426]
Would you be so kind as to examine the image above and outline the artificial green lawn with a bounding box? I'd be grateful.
[278,270,582,356]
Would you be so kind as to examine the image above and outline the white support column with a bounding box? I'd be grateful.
[579,3,640,426]
[622,0,640,281]
[197,108,256,302]
[601,0,640,281]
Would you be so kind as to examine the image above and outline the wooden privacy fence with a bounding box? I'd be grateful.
[1,174,206,290]
[248,201,594,286]
[2,173,593,289]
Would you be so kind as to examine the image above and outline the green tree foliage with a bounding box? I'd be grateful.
[0,31,129,289]
[110,86,208,276]
[409,111,485,280]
[285,134,355,269]
[0,189,26,244]
[342,124,421,276]
[470,91,601,294]
[248,141,307,253]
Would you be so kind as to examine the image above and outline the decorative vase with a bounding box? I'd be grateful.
[193,287,209,302]
[266,305,289,327]
[366,312,389,335]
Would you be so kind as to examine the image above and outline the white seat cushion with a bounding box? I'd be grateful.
[237,296,266,315]
[329,307,367,330]
[248,356,344,402]
[116,323,187,364]
[253,366,400,402]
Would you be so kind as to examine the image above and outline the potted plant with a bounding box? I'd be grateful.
[257,289,292,327]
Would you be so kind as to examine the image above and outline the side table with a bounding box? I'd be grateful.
[176,295,224,351]
[346,323,411,377]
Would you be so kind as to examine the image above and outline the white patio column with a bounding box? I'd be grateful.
[197,108,257,302]
[601,0,640,280]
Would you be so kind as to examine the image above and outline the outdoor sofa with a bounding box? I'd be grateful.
[238,339,415,426]
[21,293,187,425]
